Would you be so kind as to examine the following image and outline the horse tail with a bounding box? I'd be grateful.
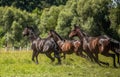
[109,38,120,54]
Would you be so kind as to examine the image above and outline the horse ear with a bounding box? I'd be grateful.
[26,25,29,28]
[31,27,35,31]
[27,26,34,32]
[49,30,52,34]
[74,24,80,29]
[74,24,77,28]
[83,32,88,36]
[50,29,54,32]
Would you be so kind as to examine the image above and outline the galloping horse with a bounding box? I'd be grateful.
[69,25,120,67]
[22,26,61,64]
[48,30,88,59]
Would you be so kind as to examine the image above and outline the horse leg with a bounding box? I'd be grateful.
[60,53,66,59]
[77,50,88,59]
[102,53,117,68]
[63,53,66,59]
[85,50,94,62]
[94,53,101,66]
[87,51,102,66]
[88,51,102,65]
[46,52,55,63]
[115,53,120,65]
[117,54,120,65]
[56,56,61,64]
[35,51,39,64]
[114,49,120,65]
[32,50,36,63]
[94,53,109,66]
[88,52,102,66]
[112,48,120,65]
[54,50,61,64]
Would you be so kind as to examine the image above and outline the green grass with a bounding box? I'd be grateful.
[0,50,120,77]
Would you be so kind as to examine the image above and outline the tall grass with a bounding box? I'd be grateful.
[0,50,120,77]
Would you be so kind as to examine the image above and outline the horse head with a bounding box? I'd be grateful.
[69,25,84,39]
[48,30,54,38]
[22,26,35,37]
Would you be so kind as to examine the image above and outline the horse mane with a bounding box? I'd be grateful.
[26,26,35,32]
[50,30,63,40]
[82,31,89,37]
[74,25,89,37]
[26,26,41,39]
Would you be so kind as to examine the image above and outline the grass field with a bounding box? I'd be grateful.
[0,50,120,77]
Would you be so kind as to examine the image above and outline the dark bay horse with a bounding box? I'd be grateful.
[69,25,120,67]
[22,26,61,64]
[48,30,88,59]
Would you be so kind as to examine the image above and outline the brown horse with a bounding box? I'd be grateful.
[22,26,61,64]
[48,30,88,59]
[69,25,120,67]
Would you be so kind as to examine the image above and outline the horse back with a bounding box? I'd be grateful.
[87,37,99,51]
[32,38,58,53]
[60,40,74,52]
[31,38,45,51]
[98,37,110,53]
[43,38,59,52]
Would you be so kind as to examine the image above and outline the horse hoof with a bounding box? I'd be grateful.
[106,63,109,66]
[99,64,102,66]
[114,66,118,68]
[56,62,61,65]
[115,67,118,68]
[51,59,55,62]
[51,61,54,63]
[36,62,39,64]
[118,63,120,65]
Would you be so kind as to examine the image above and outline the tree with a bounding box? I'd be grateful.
[39,6,63,37]
[0,0,68,12]
[109,7,120,40]
[0,6,40,47]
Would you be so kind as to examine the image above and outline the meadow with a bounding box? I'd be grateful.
[0,49,120,77]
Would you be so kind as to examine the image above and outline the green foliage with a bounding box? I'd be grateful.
[55,1,77,38]
[56,7,74,38]
[74,0,110,35]
[0,0,120,47]
[109,7,120,39]
[0,6,40,47]
[0,0,68,12]
[39,6,62,37]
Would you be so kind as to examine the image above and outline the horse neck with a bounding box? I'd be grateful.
[77,30,91,44]
[77,30,85,40]
[52,32,63,42]
[29,33,39,42]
